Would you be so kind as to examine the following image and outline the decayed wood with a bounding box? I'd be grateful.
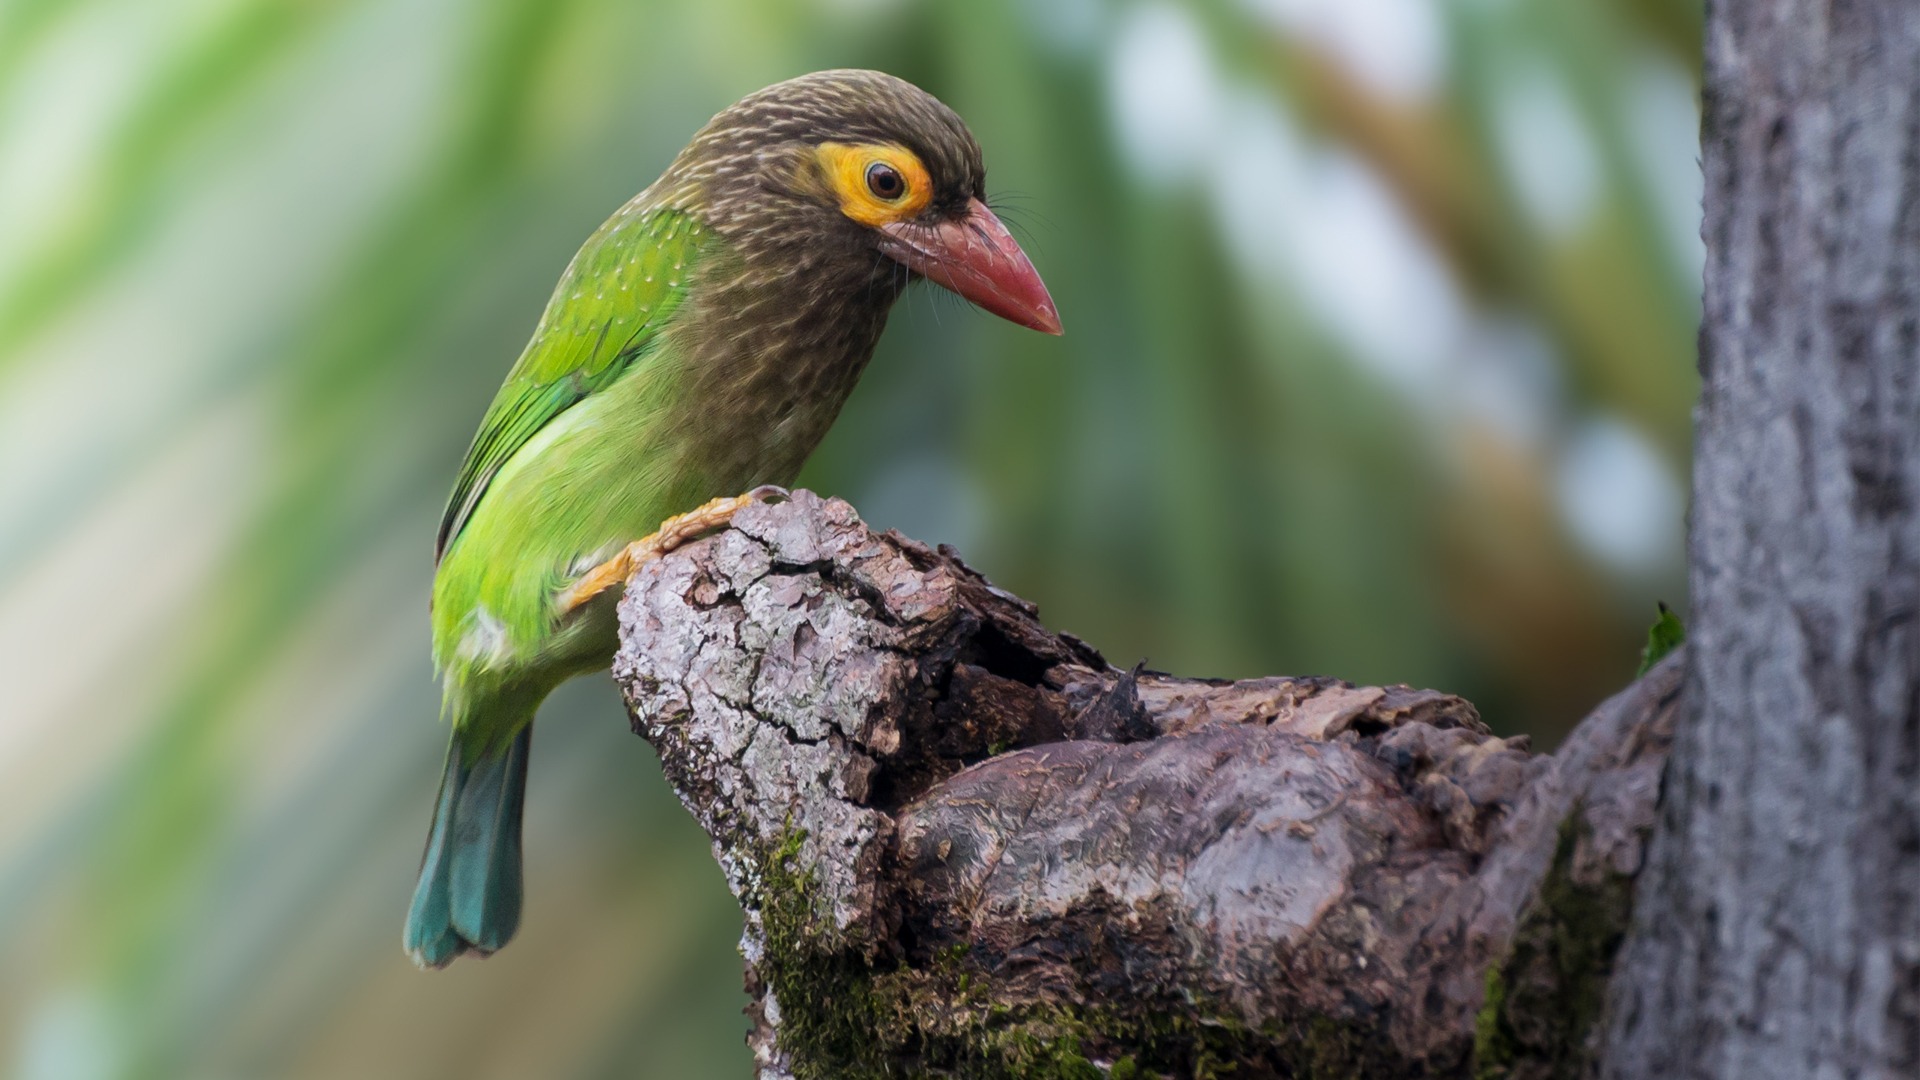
[613,491,1681,1079]
[1599,2,1920,1076]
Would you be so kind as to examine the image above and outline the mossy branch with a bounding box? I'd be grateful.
[613,491,1681,1079]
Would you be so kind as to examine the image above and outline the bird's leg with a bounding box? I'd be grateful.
[555,485,789,615]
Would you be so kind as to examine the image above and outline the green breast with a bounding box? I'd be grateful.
[431,347,711,686]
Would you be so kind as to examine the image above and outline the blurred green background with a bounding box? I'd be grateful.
[0,0,1699,1075]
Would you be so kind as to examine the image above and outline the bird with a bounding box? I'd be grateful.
[405,69,1061,967]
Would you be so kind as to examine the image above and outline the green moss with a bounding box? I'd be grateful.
[1471,813,1636,1080]
[748,824,897,1078]
[1290,1014,1385,1079]
[1473,966,1513,1079]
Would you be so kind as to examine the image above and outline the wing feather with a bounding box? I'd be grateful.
[436,207,708,560]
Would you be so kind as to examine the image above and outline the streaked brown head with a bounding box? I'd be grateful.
[655,69,1060,335]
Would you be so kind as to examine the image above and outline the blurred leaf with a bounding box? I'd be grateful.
[0,1,1701,1076]
[1636,601,1686,676]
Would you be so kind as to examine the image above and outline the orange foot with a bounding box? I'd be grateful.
[555,485,789,615]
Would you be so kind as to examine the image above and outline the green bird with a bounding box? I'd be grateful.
[406,69,1061,967]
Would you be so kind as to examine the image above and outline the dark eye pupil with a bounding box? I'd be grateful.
[866,163,905,199]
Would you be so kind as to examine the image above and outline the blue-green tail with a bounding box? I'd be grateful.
[404,726,532,967]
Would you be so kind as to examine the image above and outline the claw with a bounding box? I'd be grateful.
[554,486,788,615]
[745,484,790,504]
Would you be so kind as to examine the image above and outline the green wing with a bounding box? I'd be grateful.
[437,207,709,560]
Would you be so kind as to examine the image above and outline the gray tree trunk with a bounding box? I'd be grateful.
[1599,2,1920,1078]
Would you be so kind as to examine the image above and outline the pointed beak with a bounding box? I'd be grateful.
[876,197,1063,335]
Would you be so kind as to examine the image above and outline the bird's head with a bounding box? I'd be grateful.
[657,69,1061,335]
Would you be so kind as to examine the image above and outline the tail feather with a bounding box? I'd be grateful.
[404,726,532,968]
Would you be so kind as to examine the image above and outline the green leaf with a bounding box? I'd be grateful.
[1636,602,1686,676]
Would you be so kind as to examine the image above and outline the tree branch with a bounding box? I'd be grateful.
[614,491,1679,1079]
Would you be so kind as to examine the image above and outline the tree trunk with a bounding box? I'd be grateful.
[614,492,1681,1078]
[1599,2,1920,1077]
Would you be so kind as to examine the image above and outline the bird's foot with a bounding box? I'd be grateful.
[555,486,790,615]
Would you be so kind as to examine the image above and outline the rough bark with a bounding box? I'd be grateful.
[1599,3,1920,1077]
[614,491,1682,1079]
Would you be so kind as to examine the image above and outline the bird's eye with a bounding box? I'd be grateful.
[865,162,907,201]
[818,143,930,224]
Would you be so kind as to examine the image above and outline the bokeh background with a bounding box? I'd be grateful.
[0,0,1701,1075]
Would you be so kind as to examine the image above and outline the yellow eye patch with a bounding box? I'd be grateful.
[815,142,933,227]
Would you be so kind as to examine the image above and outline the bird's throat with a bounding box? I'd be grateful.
[671,248,904,491]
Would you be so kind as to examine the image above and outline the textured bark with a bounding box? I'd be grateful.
[1599,3,1920,1078]
[614,492,1682,1079]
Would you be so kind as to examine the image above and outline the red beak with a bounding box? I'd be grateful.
[876,198,1063,335]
